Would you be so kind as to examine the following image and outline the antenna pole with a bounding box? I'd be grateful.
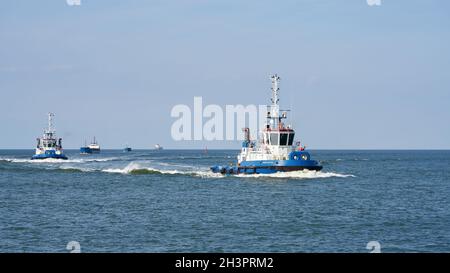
[271,74,280,106]
[47,112,55,133]
[268,74,281,128]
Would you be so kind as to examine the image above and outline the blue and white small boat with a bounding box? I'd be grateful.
[80,147,92,154]
[211,74,322,175]
[80,141,92,155]
[31,113,68,160]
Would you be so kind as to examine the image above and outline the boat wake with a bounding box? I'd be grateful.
[0,157,119,164]
[1,157,353,180]
[235,170,355,179]
[101,162,224,178]
[100,162,353,179]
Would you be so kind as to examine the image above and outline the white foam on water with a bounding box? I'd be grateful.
[235,170,355,179]
[0,157,119,164]
[58,165,96,172]
[0,158,30,163]
[0,158,70,163]
[102,162,164,174]
[101,162,354,180]
[82,157,119,162]
[102,162,224,178]
[1,157,352,180]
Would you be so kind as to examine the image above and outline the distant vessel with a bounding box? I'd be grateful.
[31,113,68,160]
[80,141,92,155]
[211,74,322,174]
[80,147,92,154]
[154,144,163,150]
[88,137,100,153]
[123,143,132,152]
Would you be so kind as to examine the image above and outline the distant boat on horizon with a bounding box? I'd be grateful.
[154,144,163,150]
[80,140,92,155]
[123,143,132,152]
[88,137,100,153]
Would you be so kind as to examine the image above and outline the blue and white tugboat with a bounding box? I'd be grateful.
[31,113,68,160]
[211,75,322,174]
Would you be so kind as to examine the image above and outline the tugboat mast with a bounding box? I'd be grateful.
[268,74,286,130]
[271,74,280,106]
[46,112,55,134]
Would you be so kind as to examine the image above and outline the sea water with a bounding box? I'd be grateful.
[0,149,449,252]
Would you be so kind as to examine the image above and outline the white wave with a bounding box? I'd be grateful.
[102,162,223,178]
[78,157,119,163]
[236,170,355,179]
[1,157,352,180]
[0,157,118,164]
[58,165,96,172]
[0,157,70,163]
[101,162,352,179]
[35,158,82,163]
[0,158,29,163]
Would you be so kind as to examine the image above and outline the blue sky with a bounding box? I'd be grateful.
[1,0,449,149]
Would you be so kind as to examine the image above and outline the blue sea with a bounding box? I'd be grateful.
[0,149,449,253]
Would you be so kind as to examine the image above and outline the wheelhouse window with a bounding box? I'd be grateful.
[270,133,279,145]
[288,133,295,146]
[280,133,288,146]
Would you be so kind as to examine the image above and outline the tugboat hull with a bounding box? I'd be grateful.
[31,152,68,160]
[211,166,322,175]
[211,158,322,175]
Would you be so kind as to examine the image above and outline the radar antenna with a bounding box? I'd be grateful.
[47,112,55,133]
[270,74,280,105]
